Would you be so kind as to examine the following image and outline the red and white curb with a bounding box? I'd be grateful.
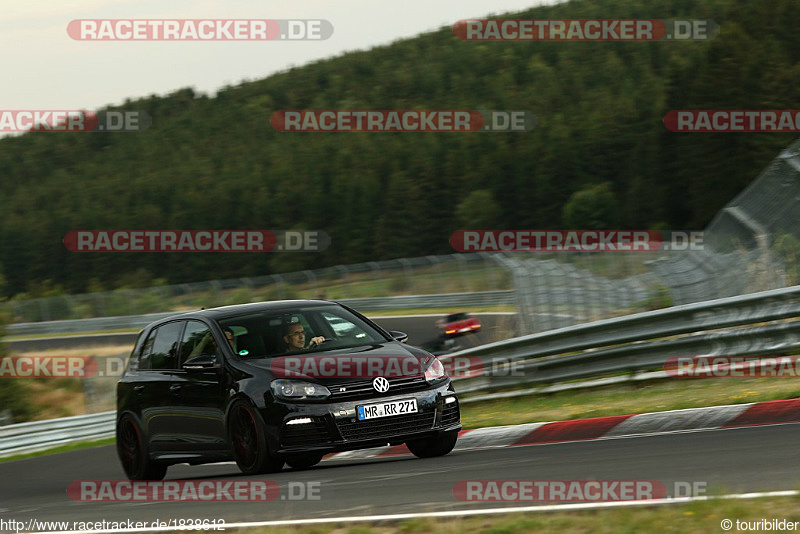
[323,398,800,461]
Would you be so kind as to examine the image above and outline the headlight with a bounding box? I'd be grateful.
[271,379,331,400]
[424,357,446,383]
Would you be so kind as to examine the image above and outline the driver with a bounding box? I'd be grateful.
[283,322,326,351]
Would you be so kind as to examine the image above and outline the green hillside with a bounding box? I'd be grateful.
[1,0,798,297]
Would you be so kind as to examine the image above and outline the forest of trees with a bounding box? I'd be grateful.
[0,0,799,298]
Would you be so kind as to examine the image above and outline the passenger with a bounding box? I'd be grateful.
[223,327,236,351]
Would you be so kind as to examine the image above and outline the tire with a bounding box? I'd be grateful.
[228,401,284,475]
[285,453,323,470]
[406,430,458,459]
[116,414,168,481]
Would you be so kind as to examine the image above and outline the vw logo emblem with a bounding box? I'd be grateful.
[372,377,390,393]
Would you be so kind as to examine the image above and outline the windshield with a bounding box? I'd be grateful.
[215,305,388,358]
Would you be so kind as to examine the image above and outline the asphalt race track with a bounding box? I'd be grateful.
[2,424,800,526]
[8,312,796,528]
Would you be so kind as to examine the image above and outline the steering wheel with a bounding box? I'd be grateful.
[309,337,330,348]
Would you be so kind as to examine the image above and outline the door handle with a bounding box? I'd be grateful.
[133,385,145,392]
[169,384,181,393]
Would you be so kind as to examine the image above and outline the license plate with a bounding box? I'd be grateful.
[357,399,418,421]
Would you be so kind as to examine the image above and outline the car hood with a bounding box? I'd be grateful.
[240,342,432,386]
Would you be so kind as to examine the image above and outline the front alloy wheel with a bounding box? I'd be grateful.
[228,401,284,475]
[116,415,167,480]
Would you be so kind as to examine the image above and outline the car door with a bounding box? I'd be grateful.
[138,320,185,453]
[170,320,229,453]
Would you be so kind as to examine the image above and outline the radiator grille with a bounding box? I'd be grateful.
[336,411,436,441]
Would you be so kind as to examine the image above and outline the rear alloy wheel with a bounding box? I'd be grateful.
[116,415,167,481]
[285,453,323,470]
[228,401,284,475]
[406,430,458,459]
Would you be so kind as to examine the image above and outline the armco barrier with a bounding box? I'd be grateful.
[445,284,800,393]
[453,320,800,394]
[0,411,115,457]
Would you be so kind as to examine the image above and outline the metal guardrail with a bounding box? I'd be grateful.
[4,285,800,457]
[454,320,800,394]
[7,291,516,337]
[447,284,800,394]
[8,312,178,337]
[0,411,115,457]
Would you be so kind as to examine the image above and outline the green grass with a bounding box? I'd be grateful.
[0,437,115,463]
[460,375,800,429]
[8,263,513,323]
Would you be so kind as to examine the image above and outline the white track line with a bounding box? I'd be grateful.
[30,490,800,534]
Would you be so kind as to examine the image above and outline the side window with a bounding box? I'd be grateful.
[126,331,146,372]
[179,320,219,365]
[149,321,184,370]
[138,331,156,371]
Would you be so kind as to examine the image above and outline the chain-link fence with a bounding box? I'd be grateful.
[496,252,667,334]
[702,139,800,289]
[506,137,800,334]
[639,138,800,308]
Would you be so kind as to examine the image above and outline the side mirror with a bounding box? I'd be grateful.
[183,353,219,371]
[389,331,409,344]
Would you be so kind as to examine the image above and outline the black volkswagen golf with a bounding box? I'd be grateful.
[116,300,461,480]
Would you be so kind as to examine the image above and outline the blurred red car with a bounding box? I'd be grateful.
[436,312,481,338]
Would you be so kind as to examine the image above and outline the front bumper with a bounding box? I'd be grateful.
[265,382,460,455]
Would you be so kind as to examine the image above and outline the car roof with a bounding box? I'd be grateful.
[155,300,338,323]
